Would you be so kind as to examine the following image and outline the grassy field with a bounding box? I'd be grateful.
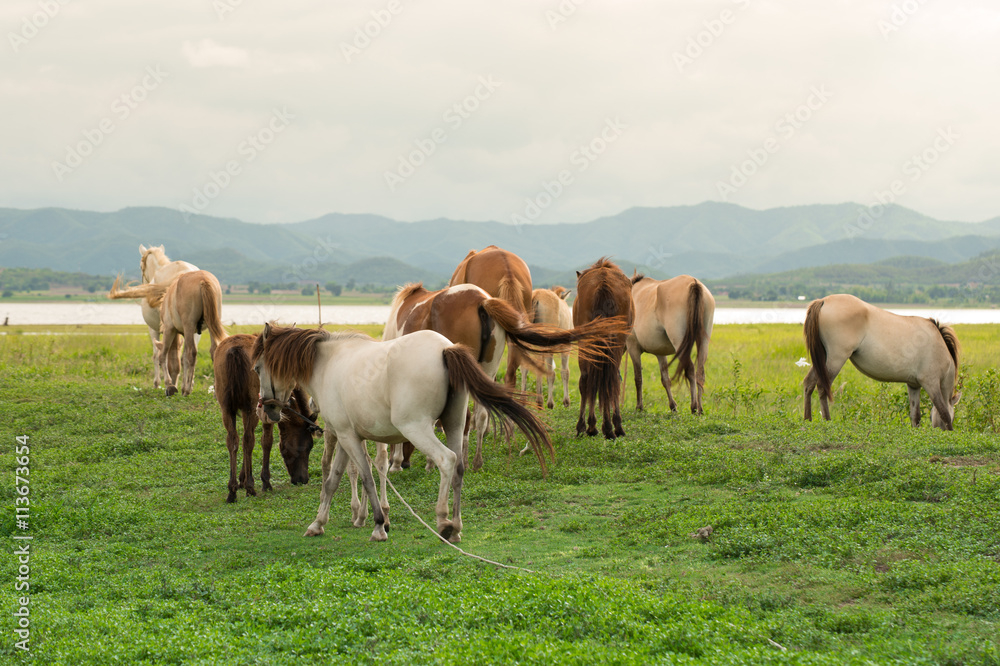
[1,323,999,664]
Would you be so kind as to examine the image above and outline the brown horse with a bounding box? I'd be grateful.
[108,245,198,387]
[803,293,961,430]
[386,282,626,470]
[627,274,715,414]
[449,245,534,387]
[213,334,320,502]
[521,286,574,409]
[574,258,635,439]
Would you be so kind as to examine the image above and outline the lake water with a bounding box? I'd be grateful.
[3,302,1000,327]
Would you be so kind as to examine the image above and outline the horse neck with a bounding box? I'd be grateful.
[153,261,197,284]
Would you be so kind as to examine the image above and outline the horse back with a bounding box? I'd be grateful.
[213,334,258,417]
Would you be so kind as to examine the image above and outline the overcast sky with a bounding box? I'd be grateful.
[2,1,997,226]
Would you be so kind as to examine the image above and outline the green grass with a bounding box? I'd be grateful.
[1,324,998,664]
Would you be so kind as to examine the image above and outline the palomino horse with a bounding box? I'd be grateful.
[252,323,553,543]
[124,270,227,396]
[384,282,624,472]
[213,334,319,503]
[574,258,635,439]
[626,274,715,414]
[521,286,574,409]
[449,245,534,387]
[803,294,961,430]
[108,245,198,387]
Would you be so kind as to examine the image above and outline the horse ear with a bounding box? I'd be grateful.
[560,289,572,300]
[139,244,147,253]
[951,392,962,407]
[576,271,582,278]
[263,322,272,341]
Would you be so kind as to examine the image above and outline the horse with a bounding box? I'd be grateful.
[108,245,198,388]
[384,282,624,472]
[213,334,320,503]
[574,258,635,439]
[130,270,226,396]
[252,323,553,543]
[449,245,534,387]
[802,293,961,430]
[626,274,715,414]
[520,286,574,409]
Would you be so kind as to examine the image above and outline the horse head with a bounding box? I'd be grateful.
[278,389,319,485]
[931,392,962,430]
[253,323,292,425]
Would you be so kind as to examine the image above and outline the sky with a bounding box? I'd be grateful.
[2,1,998,226]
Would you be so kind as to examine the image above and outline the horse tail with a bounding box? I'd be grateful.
[108,274,168,307]
[442,344,554,475]
[200,277,228,343]
[804,298,832,401]
[498,276,527,313]
[932,319,961,394]
[218,342,253,417]
[671,279,705,387]
[481,298,630,365]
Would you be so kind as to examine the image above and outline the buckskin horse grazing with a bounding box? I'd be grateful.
[574,258,635,439]
[627,274,715,414]
[521,286,574,409]
[449,245,534,387]
[214,334,319,503]
[384,282,623,472]
[252,323,553,543]
[108,245,198,388]
[803,294,961,430]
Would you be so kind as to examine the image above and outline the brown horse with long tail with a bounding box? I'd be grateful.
[574,258,635,439]
[803,294,961,430]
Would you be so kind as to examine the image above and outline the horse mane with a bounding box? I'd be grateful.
[392,282,427,309]
[631,271,646,285]
[252,326,331,385]
[140,245,170,281]
[583,257,620,274]
[930,319,961,394]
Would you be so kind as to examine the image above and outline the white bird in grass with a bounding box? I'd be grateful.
[795,357,811,368]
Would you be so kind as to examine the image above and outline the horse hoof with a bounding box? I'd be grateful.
[439,524,454,541]
[262,482,273,492]
[226,492,237,503]
[246,487,257,497]
[449,531,462,544]
[304,525,324,537]
[165,386,177,397]
[370,525,388,542]
[352,518,367,528]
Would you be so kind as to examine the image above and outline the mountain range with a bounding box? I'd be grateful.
[1,203,998,287]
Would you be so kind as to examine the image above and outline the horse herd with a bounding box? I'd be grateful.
[109,244,963,543]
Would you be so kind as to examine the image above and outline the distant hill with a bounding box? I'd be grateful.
[1,203,998,286]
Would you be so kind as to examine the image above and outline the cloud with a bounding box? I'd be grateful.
[181,39,250,69]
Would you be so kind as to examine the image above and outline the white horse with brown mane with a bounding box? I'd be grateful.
[252,323,553,543]
[626,274,715,414]
[108,245,198,387]
[803,293,961,430]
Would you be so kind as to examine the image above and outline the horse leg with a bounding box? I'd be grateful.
[685,361,697,415]
[803,368,817,421]
[305,430,343,537]
[576,368,592,436]
[600,384,616,440]
[240,410,256,497]
[161,328,180,397]
[544,353,555,409]
[399,420,459,542]
[695,336,710,415]
[388,443,403,472]
[819,355,849,421]
[260,421,274,491]
[472,402,488,471]
[441,393,468,542]
[626,334,644,411]
[373,442,390,528]
[338,433,387,541]
[926,386,955,431]
[560,352,571,407]
[347,456,367,528]
[906,385,922,427]
[223,411,240,503]
[147,326,162,389]
[181,328,198,396]
[657,355,678,412]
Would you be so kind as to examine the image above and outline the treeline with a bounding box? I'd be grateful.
[0,267,113,293]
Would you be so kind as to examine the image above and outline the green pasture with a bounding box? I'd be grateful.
[1,323,998,664]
